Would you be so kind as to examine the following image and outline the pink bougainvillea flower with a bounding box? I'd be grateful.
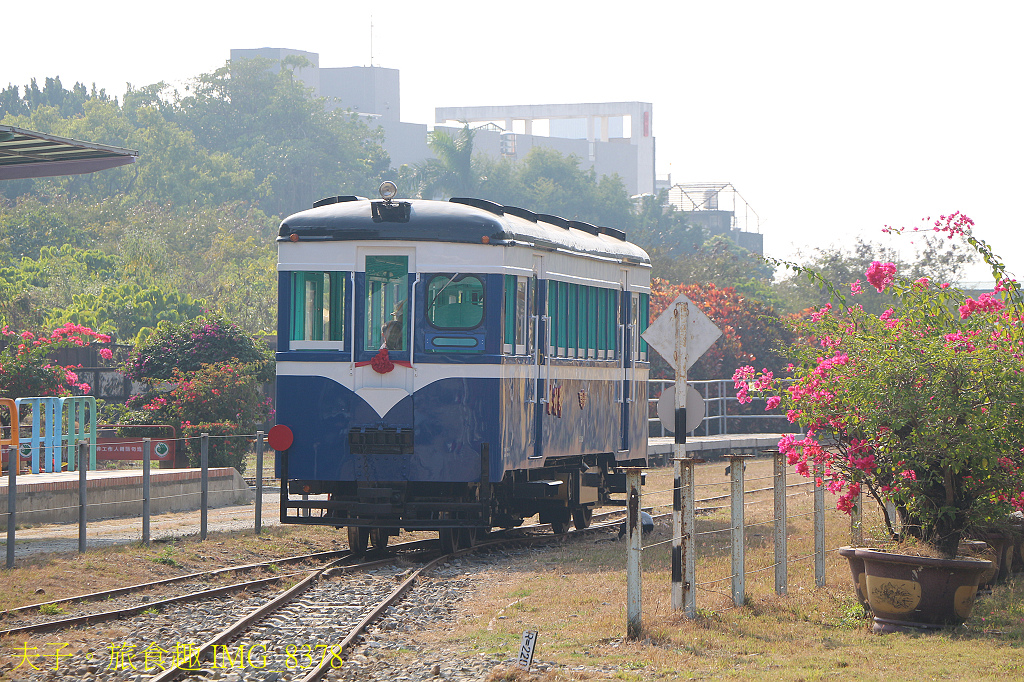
[99,348,114,360]
[850,279,863,295]
[865,261,897,292]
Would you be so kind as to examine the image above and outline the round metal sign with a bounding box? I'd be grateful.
[656,385,706,435]
[268,424,295,451]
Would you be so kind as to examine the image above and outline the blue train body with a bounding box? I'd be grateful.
[275,190,650,549]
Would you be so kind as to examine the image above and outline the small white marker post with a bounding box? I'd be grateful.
[517,630,538,671]
[625,468,643,640]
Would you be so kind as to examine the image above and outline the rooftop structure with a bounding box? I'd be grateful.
[666,182,762,254]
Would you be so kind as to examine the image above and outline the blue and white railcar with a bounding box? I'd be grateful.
[275,183,650,552]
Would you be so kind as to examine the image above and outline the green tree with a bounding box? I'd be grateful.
[775,235,978,315]
[47,283,206,345]
[413,124,478,198]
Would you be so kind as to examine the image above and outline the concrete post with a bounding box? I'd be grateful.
[255,431,264,535]
[143,438,151,546]
[6,444,15,569]
[625,468,642,640]
[773,450,787,595]
[201,433,209,541]
[727,454,753,606]
[814,460,826,587]
[676,457,698,617]
[78,441,87,553]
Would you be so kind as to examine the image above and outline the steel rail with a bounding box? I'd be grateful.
[0,572,302,637]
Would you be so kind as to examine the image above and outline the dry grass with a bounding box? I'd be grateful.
[3,458,1023,681]
[424,460,1024,681]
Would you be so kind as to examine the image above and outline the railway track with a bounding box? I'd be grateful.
[2,512,629,681]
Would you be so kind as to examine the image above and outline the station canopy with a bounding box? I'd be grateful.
[0,125,138,180]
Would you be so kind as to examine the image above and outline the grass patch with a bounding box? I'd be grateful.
[38,603,64,616]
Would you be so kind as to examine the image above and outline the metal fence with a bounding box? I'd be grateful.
[623,452,868,634]
[3,432,274,569]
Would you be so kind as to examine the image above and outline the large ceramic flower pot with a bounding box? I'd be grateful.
[838,546,870,611]
[959,540,998,590]
[854,548,992,633]
[975,533,1012,582]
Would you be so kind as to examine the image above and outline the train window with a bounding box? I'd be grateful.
[528,275,537,354]
[515,278,527,351]
[290,271,346,346]
[557,282,568,356]
[503,274,516,351]
[639,293,649,361]
[426,274,484,329]
[599,289,608,359]
[365,256,408,351]
[568,284,578,358]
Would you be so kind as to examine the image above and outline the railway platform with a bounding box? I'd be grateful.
[647,433,786,465]
[0,467,253,526]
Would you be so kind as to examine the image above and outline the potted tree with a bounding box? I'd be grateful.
[740,213,1024,632]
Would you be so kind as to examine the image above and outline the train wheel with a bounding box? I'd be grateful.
[439,528,458,554]
[551,520,569,535]
[457,527,477,550]
[572,506,593,531]
[347,526,369,556]
[369,527,389,551]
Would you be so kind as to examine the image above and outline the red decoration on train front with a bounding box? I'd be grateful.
[370,348,395,374]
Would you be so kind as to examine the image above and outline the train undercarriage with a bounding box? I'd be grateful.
[281,452,643,554]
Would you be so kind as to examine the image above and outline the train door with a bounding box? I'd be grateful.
[353,248,416,480]
[530,257,544,461]
[618,271,632,454]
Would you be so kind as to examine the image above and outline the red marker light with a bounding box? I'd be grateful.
[268,424,294,451]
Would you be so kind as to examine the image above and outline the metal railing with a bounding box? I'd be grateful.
[647,378,797,438]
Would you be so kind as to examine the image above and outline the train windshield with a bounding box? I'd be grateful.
[426,274,484,329]
[365,256,409,351]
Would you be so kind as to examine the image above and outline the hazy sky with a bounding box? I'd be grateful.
[4,1,1021,281]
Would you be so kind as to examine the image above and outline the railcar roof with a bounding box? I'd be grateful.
[278,196,651,266]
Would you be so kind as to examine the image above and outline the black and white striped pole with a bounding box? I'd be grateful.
[671,300,690,613]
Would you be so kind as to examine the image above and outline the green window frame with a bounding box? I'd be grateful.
[503,274,516,347]
[639,292,649,358]
[569,282,577,358]
[557,281,568,355]
[290,271,346,345]
[427,274,485,330]
[365,255,408,351]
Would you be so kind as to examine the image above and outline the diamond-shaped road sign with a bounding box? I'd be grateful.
[641,293,722,370]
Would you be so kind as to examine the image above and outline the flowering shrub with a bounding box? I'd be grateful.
[113,359,271,472]
[743,213,1024,558]
[0,323,112,406]
[123,315,272,383]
